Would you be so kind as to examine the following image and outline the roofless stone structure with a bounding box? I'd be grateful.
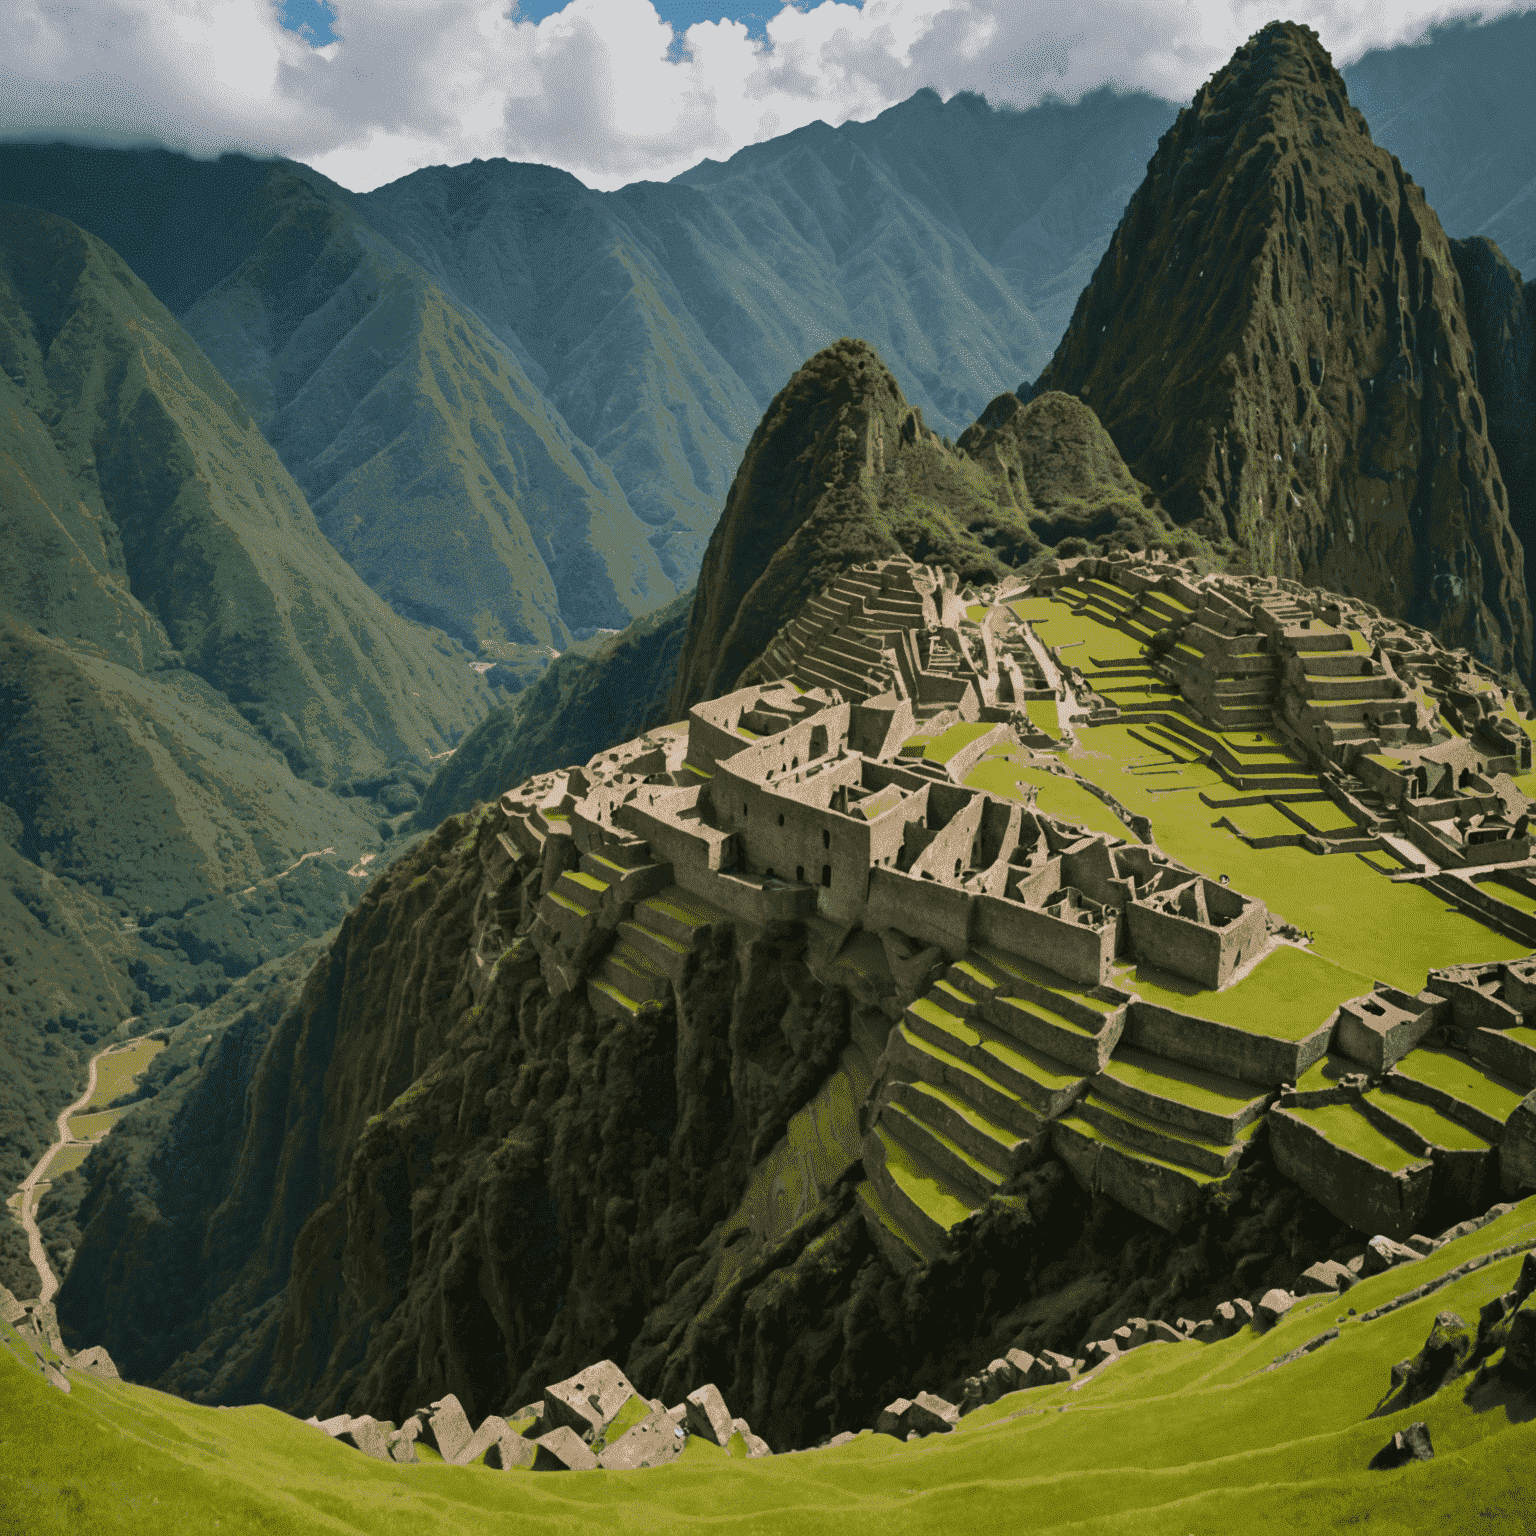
[485,554,1536,1269]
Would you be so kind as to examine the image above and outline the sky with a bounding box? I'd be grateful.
[0,0,1529,194]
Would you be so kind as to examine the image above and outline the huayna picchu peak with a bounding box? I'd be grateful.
[1029,21,1532,682]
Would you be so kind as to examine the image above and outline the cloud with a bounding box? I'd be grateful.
[0,0,1529,192]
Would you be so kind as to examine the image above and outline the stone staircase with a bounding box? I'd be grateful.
[858,946,1129,1265]
[590,885,732,1020]
[1052,1044,1272,1231]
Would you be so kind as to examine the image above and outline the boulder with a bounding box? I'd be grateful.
[1296,1260,1353,1295]
[316,1414,353,1437]
[338,1415,392,1461]
[509,1401,545,1437]
[1511,1251,1536,1311]
[827,1431,855,1448]
[1368,1421,1434,1469]
[1084,1339,1120,1367]
[1500,1091,1536,1196]
[456,1414,531,1469]
[1001,1348,1035,1388]
[1363,1235,1420,1275]
[875,1398,912,1438]
[1404,1234,1442,1256]
[545,1360,642,1442]
[1255,1290,1295,1331]
[745,1433,772,1458]
[597,1408,686,1471]
[1027,1351,1076,1385]
[386,1430,419,1465]
[418,1396,474,1463]
[666,1404,687,1426]
[1504,1307,1536,1380]
[905,1393,959,1437]
[69,1345,120,1379]
[684,1383,735,1447]
[532,1426,601,1471]
[1231,1298,1255,1327]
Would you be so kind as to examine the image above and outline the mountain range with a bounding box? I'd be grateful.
[18,18,1536,1478]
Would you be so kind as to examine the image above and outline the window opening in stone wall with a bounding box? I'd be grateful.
[822,864,832,887]
[796,865,805,882]
[822,829,830,849]
[778,813,785,826]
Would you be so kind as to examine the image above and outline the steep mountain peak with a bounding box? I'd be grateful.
[1029,19,1532,679]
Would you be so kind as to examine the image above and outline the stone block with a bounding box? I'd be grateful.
[684,1383,735,1446]
[1363,1235,1420,1275]
[316,1414,353,1437]
[1501,1091,1536,1196]
[1296,1260,1352,1295]
[455,1414,530,1469]
[1084,1339,1120,1366]
[420,1396,474,1463]
[666,1404,687,1426]
[827,1431,855,1448]
[386,1430,419,1465]
[1191,1318,1220,1343]
[1232,1298,1255,1327]
[1004,1347,1036,1383]
[69,1345,119,1379]
[905,1392,958,1436]
[983,1357,1019,1396]
[1031,1351,1075,1384]
[1255,1290,1295,1330]
[1404,1234,1442,1256]
[1148,1320,1185,1344]
[338,1415,392,1461]
[1368,1421,1434,1469]
[746,1434,773,1457]
[545,1360,642,1441]
[875,1398,912,1438]
[532,1426,601,1471]
[597,1408,686,1470]
[1505,1308,1536,1379]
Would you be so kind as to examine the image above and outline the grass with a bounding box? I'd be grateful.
[1281,1101,1423,1170]
[8,1205,1536,1533]
[1391,1048,1525,1122]
[85,1039,166,1112]
[43,1142,99,1179]
[66,1107,131,1142]
[923,722,995,764]
[1025,698,1060,738]
[1476,876,1536,916]
[963,758,1130,839]
[1363,1089,1493,1152]
[876,1125,976,1229]
[1100,1051,1265,1114]
[1122,945,1366,1042]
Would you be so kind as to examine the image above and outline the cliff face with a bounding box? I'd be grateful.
[1028,21,1532,679]
[1452,237,1536,631]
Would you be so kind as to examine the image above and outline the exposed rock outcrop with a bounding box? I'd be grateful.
[1027,22,1532,679]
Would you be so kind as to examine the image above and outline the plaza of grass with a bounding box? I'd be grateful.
[7,1199,1534,1535]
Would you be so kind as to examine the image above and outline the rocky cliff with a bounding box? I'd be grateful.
[1026,21,1532,680]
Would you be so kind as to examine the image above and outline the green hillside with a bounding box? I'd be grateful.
[6,1199,1536,1533]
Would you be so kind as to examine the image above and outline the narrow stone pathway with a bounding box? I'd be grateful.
[15,1035,152,1304]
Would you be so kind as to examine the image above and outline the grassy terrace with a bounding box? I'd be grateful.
[8,1204,1536,1533]
[66,1107,130,1142]
[965,950,1117,1012]
[918,722,995,764]
[963,758,1129,839]
[1363,1089,1493,1152]
[1391,1047,1525,1122]
[1282,1101,1424,1170]
[1122,946,1365,1042]
[1099,1050,1265,1115]
[1008,594,1530,994]
[875,1123,975,1229]
[1024,697,1060,738]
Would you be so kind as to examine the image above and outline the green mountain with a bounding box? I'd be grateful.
[1025,21,1532,681]
[0,204,494,1278]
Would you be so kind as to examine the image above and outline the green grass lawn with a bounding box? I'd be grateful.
[963,758,1131,840]
[1391,1048,1525,1122]
[923,722,995,764]
[1476,876,1536,916]
[8,1203,1536,1534]
[1221,801,1307,840]
[1025,697,1061,738]
[1363,1089,1492,1152]
[1123,945,1368,1042]
[1282,1101,1423,1170]
[66,1107,131,1141]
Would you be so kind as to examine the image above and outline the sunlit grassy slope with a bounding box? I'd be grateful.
[5,1200,1534,1534]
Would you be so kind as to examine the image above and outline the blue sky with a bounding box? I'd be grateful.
[4,1,1530,194]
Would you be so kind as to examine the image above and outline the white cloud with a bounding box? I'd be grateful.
[0,0,1529,192]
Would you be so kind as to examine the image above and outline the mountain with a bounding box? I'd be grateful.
[1025,21,1532,681]
[1341,8,1536,284]
[0,204,495,1281]
[667,338,1215,714]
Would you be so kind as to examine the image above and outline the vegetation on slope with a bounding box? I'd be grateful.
[1026,21,1532,680]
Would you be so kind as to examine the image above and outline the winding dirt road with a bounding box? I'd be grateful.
[15,1036,152,1304]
